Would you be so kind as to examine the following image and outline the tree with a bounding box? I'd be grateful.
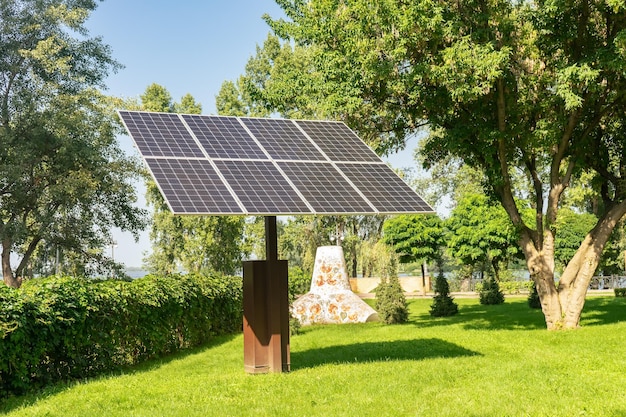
[375,274,409,324]
[383,214,445,288]
[479,277,505,305]
[0,0,147,287]
[139,84,247,275]
[446,193,522,281]
[430,270,458,317]
[267,0,626,329]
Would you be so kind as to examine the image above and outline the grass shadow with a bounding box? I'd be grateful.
[580,296,626,327]
[291,338,480,370]
[409,296,626,331]
[0,333,238,413]
[411,298,546,331]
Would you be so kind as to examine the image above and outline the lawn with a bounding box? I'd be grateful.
[2,296,626,416]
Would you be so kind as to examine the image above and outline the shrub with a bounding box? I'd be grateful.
[474,280,533,294]
[430,272,458,317]
[0,273,243,398]
[479,277,505,305]
[528,281,542,308]
[614,288,626,297]
[288,266,310,301]
[375,276,409,324]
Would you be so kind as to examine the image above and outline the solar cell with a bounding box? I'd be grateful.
[336,163,432,213]
[182,114,267,159]
[119,111,204,158]
[295,120,381,162]
[145,158,241,214]
[213,160,311,214]
[277,161,374,213]
[241,118,325,161]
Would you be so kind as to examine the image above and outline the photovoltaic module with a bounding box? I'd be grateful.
[118,110,434,216]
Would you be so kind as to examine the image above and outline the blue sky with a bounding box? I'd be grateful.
[85,1,417,267]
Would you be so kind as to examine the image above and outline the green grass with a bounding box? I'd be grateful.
[3,296,626,416]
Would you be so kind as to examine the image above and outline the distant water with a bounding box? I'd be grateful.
[125,269,149,279]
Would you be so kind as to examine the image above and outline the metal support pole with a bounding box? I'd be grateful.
[242,216,290,373]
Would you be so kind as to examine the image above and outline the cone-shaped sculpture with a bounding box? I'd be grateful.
[292,246,379,325]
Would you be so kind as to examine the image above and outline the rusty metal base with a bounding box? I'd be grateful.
[243,260,290,374]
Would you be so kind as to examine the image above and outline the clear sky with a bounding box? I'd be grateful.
[85,1,417,268]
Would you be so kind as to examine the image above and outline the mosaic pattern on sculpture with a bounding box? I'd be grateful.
[292,246,379,325]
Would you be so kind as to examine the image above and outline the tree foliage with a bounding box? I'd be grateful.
[0,0,147,286]
[383,214,445,265]
[479,277,505,305]
[267,0,626,329]
[430,270,458,317]
[446,193,522,281]
[375,275,409,324]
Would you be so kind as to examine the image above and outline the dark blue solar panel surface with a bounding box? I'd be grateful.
[182,114,267,159]
[336,163,433,213]
[240,117,326,161]
[213,160,310,214]
[296,120,381,162]
[277,161,373,213]
[119,111,204,158]
[118,110,433,215]
[145,158,241,214]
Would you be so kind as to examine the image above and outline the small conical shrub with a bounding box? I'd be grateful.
[430,271,458,317]
[528,281,541,309]
[375,276,409,324]
[479,276,505,305]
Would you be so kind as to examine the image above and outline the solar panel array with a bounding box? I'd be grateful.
[118,110,433,215]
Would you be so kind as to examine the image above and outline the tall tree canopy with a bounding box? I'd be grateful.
[267,0,626,329]
[0,0,147,286]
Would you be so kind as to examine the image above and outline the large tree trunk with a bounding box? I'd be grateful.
[524,201,626,329]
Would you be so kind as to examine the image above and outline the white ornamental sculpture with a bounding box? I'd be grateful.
[292,246,379,325]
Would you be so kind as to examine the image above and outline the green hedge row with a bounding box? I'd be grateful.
[475,280,533,294]
[614,288,626,297]
[0,273,243,398]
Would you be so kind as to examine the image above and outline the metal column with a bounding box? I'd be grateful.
[242,216,290,373]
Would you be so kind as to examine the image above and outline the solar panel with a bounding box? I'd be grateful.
[145,158,241,214]
[240,117,325,161]
[182,114,267,159]
[118,110,434,215]
[336,163,433,213]
[119,111,204,158]
[277,161,374,213]
[213,160,311,214]
[295,120,381,162]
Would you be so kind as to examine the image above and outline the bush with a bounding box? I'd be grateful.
[474,280,533,294]
[0,273,243,398]
[614,288,626,297]
[479,277,505,305]
[288,266,310,301]
[528,281,542,308]
[375,276,409,324]
[430,272,458,317]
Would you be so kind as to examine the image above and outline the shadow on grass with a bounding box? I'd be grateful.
[580,296,626,327]
[409,296,626,331]
[0,333,238,414]
[291,338,480,370]
[411,299,546,331]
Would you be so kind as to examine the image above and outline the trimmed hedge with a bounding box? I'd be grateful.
[0,273,242,398]
[615,288,626,297]
[475,280,533,294]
